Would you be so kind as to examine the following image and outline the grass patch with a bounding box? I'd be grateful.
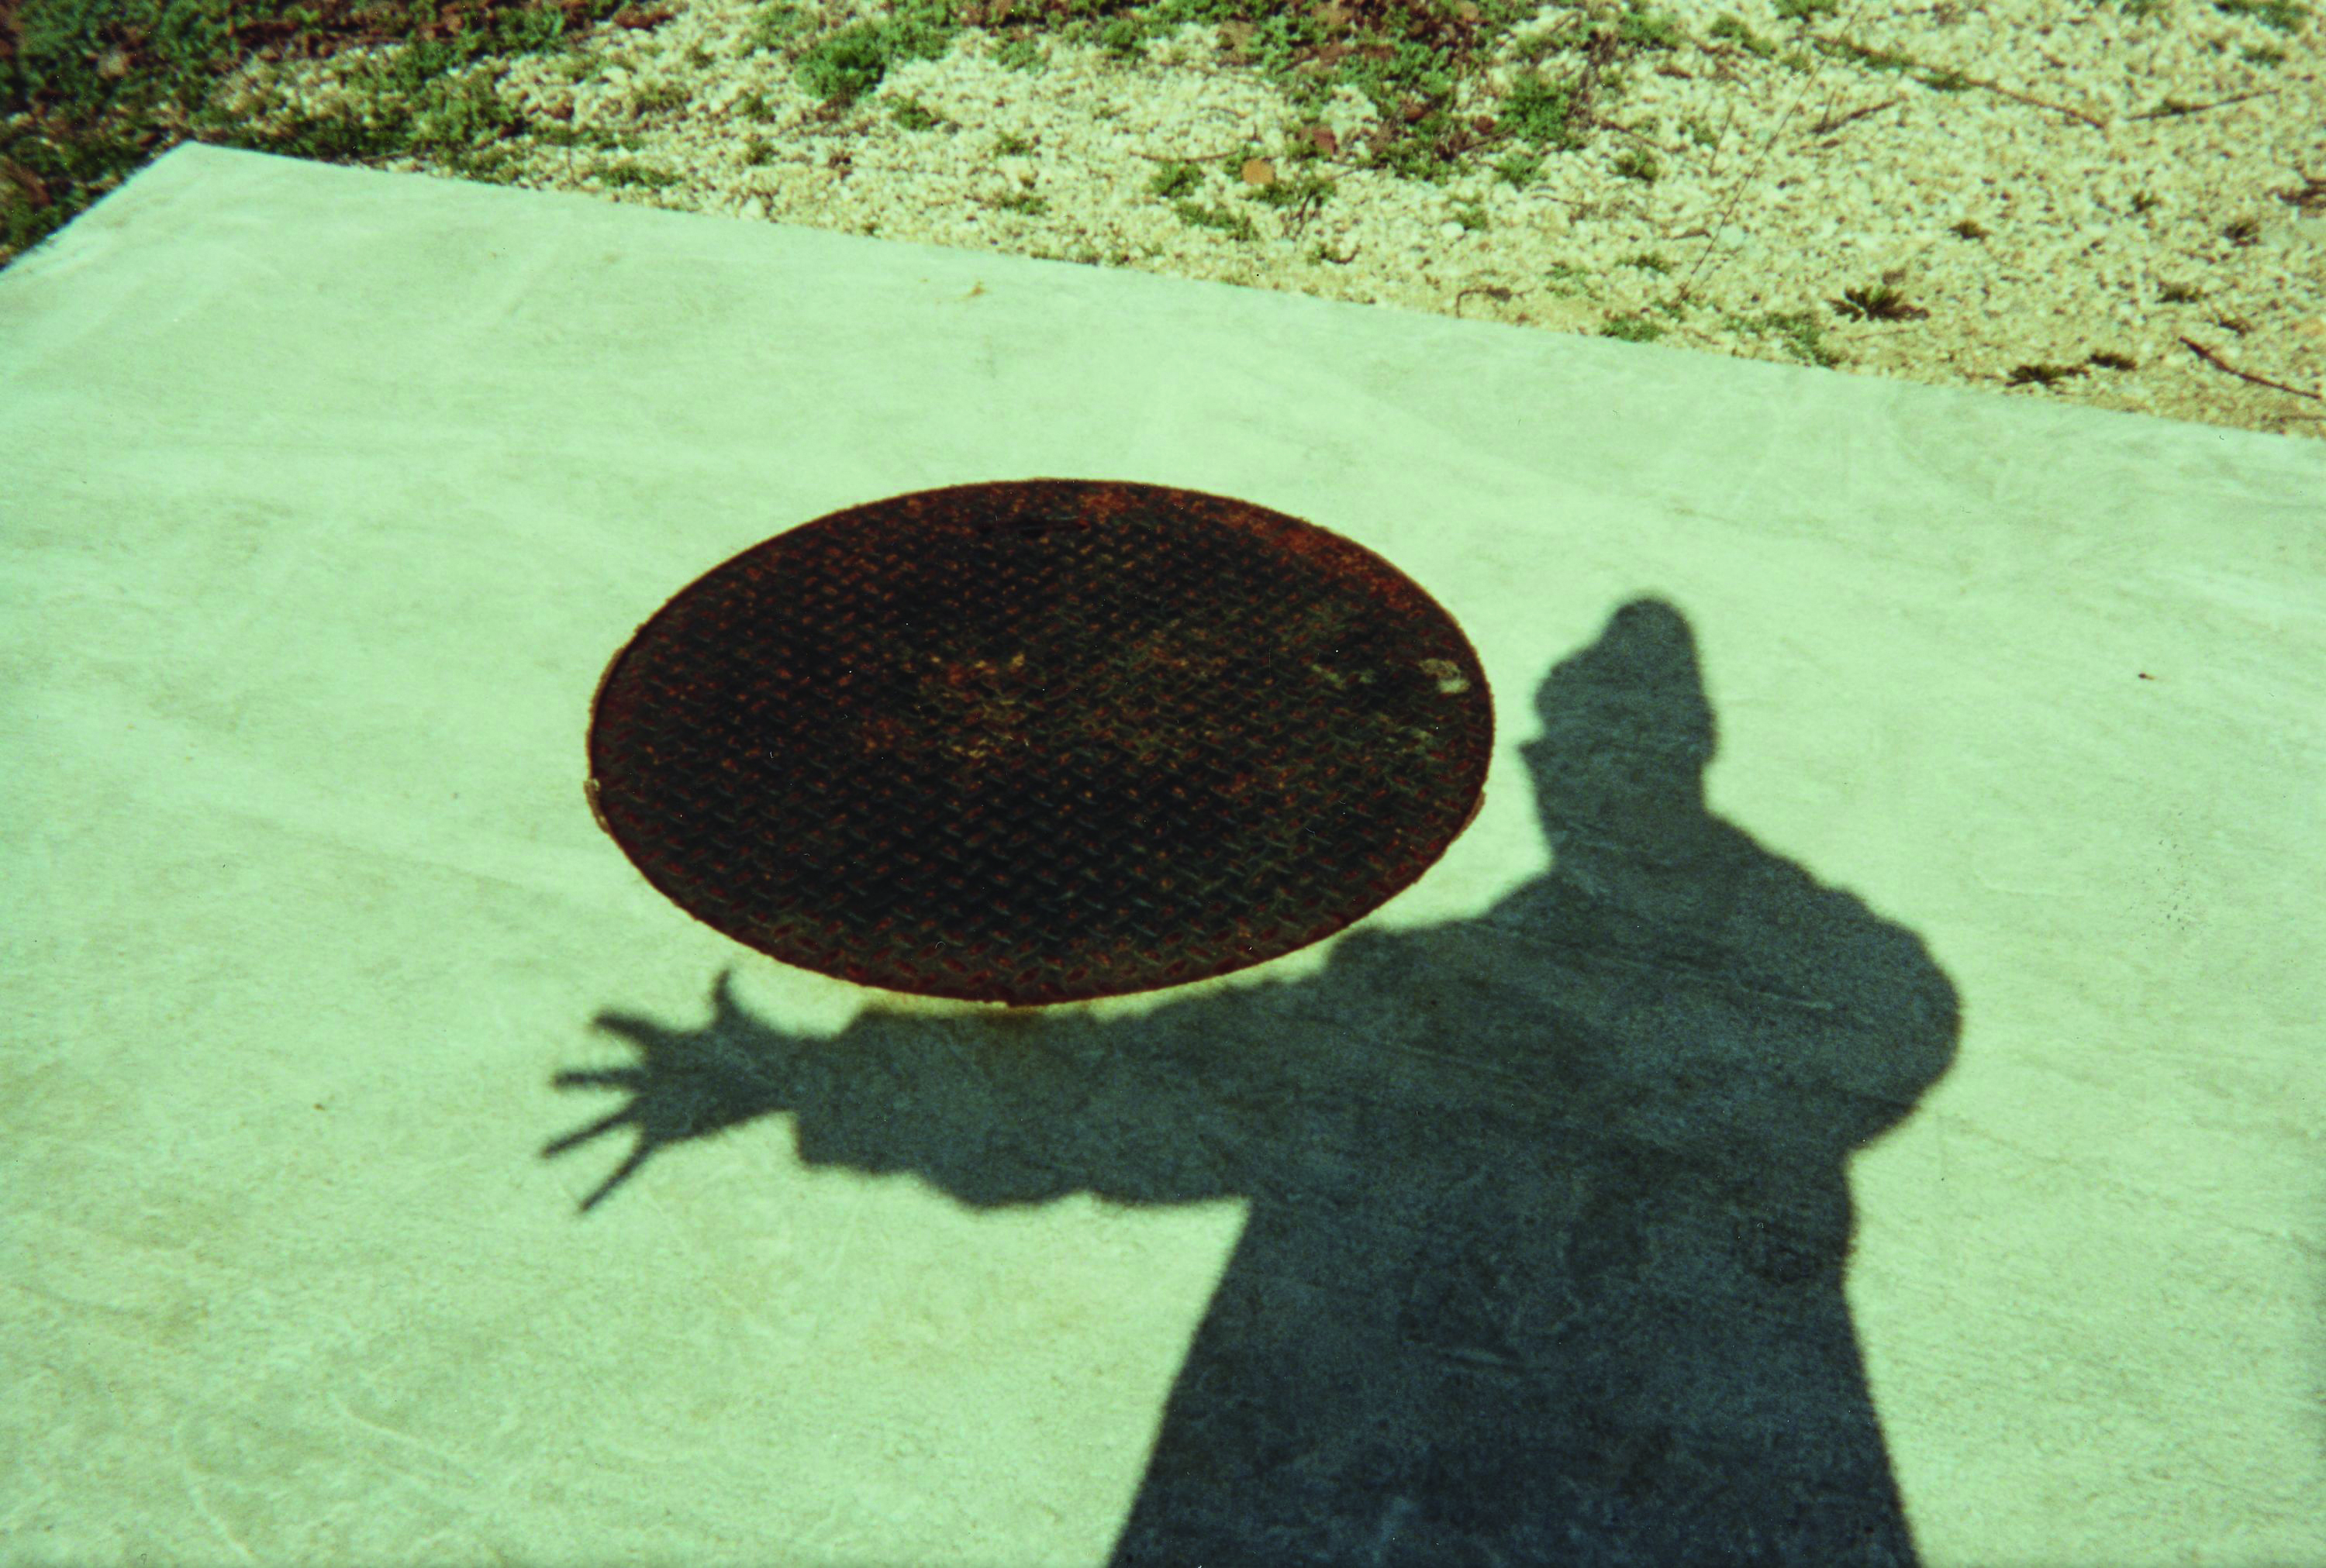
[2,0,638,262]
[3,0,2290,397]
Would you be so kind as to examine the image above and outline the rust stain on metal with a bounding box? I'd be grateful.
[585,479,1493,1005]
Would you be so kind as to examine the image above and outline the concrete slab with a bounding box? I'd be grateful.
[3,140,2321,1566]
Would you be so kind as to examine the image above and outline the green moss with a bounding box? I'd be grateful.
[1145,159,1202,199]
[790,5,959,106]
[885,94,951,131]
[1169,197,1257,241]
[595,155,683,189]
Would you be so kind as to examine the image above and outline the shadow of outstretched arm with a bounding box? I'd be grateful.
[545,953,1310,1217]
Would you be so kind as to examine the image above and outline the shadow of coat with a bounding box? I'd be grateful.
[549,597,1961,1566]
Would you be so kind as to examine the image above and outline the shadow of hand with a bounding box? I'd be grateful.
[542,967,799,1212]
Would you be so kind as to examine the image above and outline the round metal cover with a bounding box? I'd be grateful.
[585,479,1493,1006]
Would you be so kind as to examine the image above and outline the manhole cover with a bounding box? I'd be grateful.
[585,479,1493,1005]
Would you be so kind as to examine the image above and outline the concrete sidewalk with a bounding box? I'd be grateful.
[2,140,2321,1566]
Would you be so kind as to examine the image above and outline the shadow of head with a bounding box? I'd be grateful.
[1520,596,1718,843]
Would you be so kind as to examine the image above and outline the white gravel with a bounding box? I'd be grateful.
[214,0,2326,439]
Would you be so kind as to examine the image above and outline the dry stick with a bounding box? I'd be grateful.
[1127,148,1251,162]
[1936,69,2109,131]
[1670,11,1900,307]
[1809,95,1903,136]
[2128,89,2281,122]
[1596,118,1666,149]
[2177,336,2326,403]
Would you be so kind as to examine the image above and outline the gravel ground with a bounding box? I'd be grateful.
[188,0,2326,439]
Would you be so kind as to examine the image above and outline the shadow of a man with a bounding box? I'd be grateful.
[548,597,1961,1566]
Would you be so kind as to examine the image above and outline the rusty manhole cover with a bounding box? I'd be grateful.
[585,479,1493,1006]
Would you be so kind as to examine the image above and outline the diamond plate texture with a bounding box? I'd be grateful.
[585,479,1493,1005]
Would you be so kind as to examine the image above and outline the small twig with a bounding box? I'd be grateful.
[2128,89,2280,122]
[1941,70,2109,129]
[1813,34,2110,129]
[2275,171,2326,214]
[1674,62,1820,302]
[1454,284,1517,317]
[2177,336,2325,402]
[1127,148,1250,162]
[1809,95,1901,136]
[1594,118,1665,149]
